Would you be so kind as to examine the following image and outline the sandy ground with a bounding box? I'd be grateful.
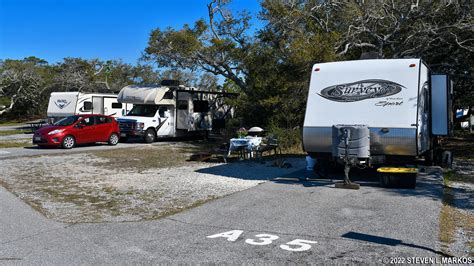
[0,145,301,223]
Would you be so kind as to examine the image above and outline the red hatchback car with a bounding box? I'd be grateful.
[33,114,120,149]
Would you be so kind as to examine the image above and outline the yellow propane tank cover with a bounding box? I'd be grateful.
[377,167,418,174]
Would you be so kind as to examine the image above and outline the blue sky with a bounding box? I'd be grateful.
[0,0,262,65]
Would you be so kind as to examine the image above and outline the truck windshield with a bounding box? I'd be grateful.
[127,105,159,117]
[53,115,80,126]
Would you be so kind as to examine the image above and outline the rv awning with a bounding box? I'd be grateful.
[117,85,174,105]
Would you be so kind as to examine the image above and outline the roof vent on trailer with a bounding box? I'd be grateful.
[160,80,182,87]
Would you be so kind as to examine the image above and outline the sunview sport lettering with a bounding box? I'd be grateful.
[318,79,404,102]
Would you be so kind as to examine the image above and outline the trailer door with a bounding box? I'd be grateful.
[103,97,120,116]
[417,64,430,154]
[92,96,104,114]
[431,74,453,136]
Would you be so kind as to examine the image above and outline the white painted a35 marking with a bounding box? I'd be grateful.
[206,230,317,252]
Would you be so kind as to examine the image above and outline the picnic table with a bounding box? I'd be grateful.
[26,119,48,132]
[227,136,262,160]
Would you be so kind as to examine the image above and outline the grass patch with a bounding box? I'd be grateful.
[439,180,456,247]
[92,145,201,172]
[0,121,24,126]
[439,178,474,256]
[442,138,474,160]
[0,129,29,136]
[439,202,474,256]
[444,170,474,184]
[0,140,32,148]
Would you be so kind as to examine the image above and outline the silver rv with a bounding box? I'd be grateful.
[303,59,453,168]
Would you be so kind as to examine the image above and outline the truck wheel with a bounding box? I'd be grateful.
[108,133,119,145]
[62,135,75,149]
[143,128,156,143]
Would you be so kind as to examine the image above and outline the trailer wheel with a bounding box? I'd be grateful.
[143,128,156,143]
[314,160,329,178]
[62,135,75,149]
[108,133,119,145]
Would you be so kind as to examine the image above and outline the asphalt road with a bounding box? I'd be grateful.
[0,164,445,264]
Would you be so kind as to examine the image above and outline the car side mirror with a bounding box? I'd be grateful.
[75,124,84,129]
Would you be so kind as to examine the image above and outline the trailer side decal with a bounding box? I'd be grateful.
[54,99,72,109]
[318,79,404,102]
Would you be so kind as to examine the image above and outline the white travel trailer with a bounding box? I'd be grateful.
[47,92,130,122]
[117,81,236,143]
[303,59,453,186]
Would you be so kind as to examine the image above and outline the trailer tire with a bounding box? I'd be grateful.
[108,133,119,145]
[314,160,329,178]
[143,128,156,143]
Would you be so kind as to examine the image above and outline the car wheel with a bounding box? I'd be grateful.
[62,135,75,149]
[108,133,119,145]
[143,128,156,143]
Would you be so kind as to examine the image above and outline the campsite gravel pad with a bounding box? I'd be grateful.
[0,147,301,223]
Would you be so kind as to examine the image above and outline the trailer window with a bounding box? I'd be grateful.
[193,100,209,113]
[177,100,188,110]
[112,103,122,109]
[83,101,92,111]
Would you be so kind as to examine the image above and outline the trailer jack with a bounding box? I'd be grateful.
[335,164,360,190]
[334,128,360,190]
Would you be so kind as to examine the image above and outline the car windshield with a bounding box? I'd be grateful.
[53,115,80,126]
[127,105,159,117]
